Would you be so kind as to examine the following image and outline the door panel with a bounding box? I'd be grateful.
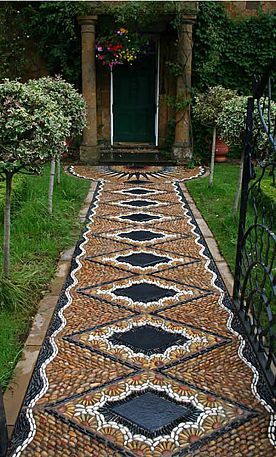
[113,53,156,143]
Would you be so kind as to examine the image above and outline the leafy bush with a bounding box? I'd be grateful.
[217,96,276,152]
[0,79,71,277]
[193,86,237,128]
[0,79,70,172]
[27,76,86,139]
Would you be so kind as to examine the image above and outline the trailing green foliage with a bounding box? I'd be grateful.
[193,2,276,94]
[0,2,29,80]
[1,1,274,93]
[192,2,275,161]
[0,1,275,163]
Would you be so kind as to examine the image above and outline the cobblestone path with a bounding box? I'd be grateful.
[9,166,275,456]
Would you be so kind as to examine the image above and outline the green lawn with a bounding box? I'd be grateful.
[186,163,275,320]
[187,163,275,270]
[186,164,241,273]
[0,165,90,388]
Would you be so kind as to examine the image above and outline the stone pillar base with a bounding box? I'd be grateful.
[172,143,192,163]
[80,145,99,164]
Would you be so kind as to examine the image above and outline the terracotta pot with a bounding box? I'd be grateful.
[215,137,229,163]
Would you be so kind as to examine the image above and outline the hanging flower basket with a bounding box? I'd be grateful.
[96,28,150,69]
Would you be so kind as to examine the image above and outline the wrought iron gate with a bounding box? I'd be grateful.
[233,63,276,395]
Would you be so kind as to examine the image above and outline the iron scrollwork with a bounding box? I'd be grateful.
[233,63,276,393]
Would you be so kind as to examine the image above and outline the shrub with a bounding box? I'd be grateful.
[27,76,87,139]
[0,79,71,277]
[217,96,276,154]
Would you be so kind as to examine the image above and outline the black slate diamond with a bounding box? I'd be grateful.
[121,199,158,207]
[118,230,164,242]
[116,252,170,268]
[120,213,161,223]
[123,188,155,195]
[101,390,201,438]
[109,324,188,355]
[113,282,177,303]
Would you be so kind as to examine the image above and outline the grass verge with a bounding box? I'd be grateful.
[0,164,90,388]
[186,164,241,273]
[186,163,275,320]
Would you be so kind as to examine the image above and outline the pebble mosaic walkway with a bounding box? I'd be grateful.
[9,166,275,456]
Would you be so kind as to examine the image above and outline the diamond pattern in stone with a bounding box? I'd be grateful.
[122,188,156,195]
[115,252,170,268]
[103,391,201,438]
[109,324,188,355]
[113,282,177,303]
[118,230,164,242]
[120,213,161,223]
[120,199,158,207]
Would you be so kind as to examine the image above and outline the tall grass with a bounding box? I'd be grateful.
[0,164,90,387]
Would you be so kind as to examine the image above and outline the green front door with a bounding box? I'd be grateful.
[113,53,156,143]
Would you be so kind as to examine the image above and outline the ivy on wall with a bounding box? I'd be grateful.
[192,1,275,161]
[0,1,275,159]
[193,2,276,95]
[1,1,274,92]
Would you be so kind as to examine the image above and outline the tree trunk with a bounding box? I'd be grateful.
[48,159,56,215]
[56,158,61,185]
[3,173,12,278]
[209,126,216,187]
[234,151,244,213]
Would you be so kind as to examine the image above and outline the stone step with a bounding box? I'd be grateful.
[99,149,175,165]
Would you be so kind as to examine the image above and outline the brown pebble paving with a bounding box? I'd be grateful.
[8,165,275,457]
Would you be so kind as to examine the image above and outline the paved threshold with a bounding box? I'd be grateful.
[8,166,275,456]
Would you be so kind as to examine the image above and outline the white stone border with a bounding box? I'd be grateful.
[73,377,226,452]
[113,187,166,197]
[108,211,173,225]
[97,277,193,310]
[86,317,208,362]
[101,248,184,273]
[109,198,167,209]
[102,228,179,246]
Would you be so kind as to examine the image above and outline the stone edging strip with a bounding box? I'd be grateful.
[3,181,97,437]
[180,182,234,296]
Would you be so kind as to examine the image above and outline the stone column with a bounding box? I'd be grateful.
[173,18,195,163]
[78,15,98,163]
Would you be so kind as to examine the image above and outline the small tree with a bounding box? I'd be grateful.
[28,76,86,213]
[0,80,70,277]
[193,86,237,185]
[217,95,276,211]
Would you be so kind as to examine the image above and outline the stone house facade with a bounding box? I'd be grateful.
[77,2,198,164]
[77,1,275,164]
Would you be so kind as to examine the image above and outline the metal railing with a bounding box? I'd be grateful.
[233,63,276,394]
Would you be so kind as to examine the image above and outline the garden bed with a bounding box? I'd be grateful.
[0,164,90,388]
